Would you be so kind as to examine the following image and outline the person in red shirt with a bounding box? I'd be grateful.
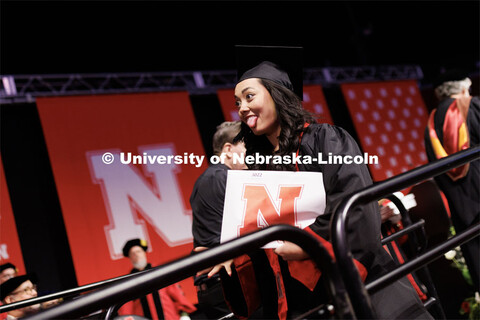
[117,239,197,320]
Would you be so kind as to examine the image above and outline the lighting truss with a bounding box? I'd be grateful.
[0,65,423,104]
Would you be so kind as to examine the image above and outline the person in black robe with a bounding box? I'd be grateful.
[424,70,480,292]
[211,45,434,320]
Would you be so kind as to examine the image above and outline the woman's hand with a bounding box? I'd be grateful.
[274,241,309,260]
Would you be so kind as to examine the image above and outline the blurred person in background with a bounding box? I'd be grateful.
[424,69,480,292]
[0,263,18,285]
[0,274,40,319]
[117,238,197,320]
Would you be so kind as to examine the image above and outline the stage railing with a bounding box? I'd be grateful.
[380,193,445,319]
[9,146,480,320]
[331,145,480,319]
[0,271,150,314]
[22,225,353,320]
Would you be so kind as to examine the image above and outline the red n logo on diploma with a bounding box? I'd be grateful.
[238,185,303,236]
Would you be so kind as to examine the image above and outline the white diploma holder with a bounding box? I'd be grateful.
[221,170,326,248]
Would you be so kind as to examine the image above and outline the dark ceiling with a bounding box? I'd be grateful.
[1,1,479,84]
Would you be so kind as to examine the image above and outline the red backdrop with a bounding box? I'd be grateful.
[341,80,429,182]
[36,92,208,304]
[0,157,25,273]
[217,84,333,125]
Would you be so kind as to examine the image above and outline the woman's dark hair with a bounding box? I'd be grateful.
[235,79,317,170]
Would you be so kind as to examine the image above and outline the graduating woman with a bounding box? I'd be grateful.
[209,45,433,320]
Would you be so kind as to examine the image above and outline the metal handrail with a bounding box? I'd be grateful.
[384,193,427,253]
[366,222,480,293]
[0,270,151,313]
[331,145,480,319]
[380,220,425,246]
[380,193,446,319]
[24,225,353,320]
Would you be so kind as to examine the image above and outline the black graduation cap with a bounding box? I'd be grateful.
[0,274,37,301]
[433,68,470,88]
[0,262,17,273]
[122,238,148,257]
[236,45,304,100]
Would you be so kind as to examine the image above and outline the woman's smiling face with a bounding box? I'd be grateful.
[235,78,280,138]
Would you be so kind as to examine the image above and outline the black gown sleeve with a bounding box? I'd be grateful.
[299,123,382,272]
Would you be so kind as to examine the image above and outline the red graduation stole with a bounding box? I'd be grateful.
[428,96,471,181]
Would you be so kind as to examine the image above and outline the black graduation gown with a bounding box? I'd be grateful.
[297,123,432,319]
[424,96,480,291]
[222,123,432,319]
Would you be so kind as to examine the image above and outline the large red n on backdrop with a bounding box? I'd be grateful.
[36,92,206,303]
